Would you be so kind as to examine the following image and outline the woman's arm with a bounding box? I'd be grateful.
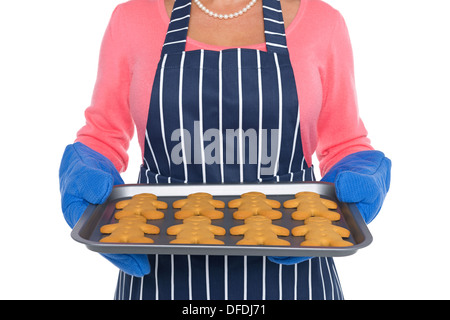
[76,5,134,173]
[316,12,373,176]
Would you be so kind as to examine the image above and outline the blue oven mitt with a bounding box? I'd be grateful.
[59,142,150,277]
[321,150,391,224]
[269,150,391,266]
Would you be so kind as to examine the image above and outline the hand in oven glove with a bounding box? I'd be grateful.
[59,142,150,277]
[321,150,392,224]
[269,150,391,266]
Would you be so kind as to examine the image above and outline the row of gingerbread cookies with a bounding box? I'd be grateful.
[171,191,353,247]
[171,191,294,246]
[171,192,293,246]
[99,192,279,245]
[100,191,352,247]
[99,191,281,245]
[228,191,353,247]
[100,192,226,244]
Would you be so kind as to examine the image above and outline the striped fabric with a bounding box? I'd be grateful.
[161,1,191,55]
[115,256,343,300]
[114,0,344,300]
[263,0,288,53]
[140,48,314,184]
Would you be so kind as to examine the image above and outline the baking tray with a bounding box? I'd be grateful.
[71,182,372,257]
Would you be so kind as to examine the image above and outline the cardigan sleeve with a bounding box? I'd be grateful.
[316,12,373,176]
[75,5,134,173]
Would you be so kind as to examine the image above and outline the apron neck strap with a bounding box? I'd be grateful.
[161,0,192,56]
[161,0,289,56]
[262,0,289,53]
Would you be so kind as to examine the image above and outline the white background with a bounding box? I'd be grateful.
[1,0,449,300]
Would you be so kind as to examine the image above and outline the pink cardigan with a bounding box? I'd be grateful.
[76,0,373,176]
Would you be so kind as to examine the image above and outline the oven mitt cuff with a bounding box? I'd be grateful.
[101,253,150,278]
[321,150,392,224]
[59,142,150,277]
[268,256,311,265]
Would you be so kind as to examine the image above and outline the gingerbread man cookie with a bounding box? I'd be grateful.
[292,217,353,247]
[172,192,225,220]
[228,192,282,220]
[230,215,290,246]
[166,216,226,244]
[100,215,160,243]
[115,193,167,220]
[283,191,340,221]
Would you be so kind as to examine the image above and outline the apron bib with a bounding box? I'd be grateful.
[115,0,343,300]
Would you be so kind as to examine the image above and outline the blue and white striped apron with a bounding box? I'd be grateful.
[115,0,344,300]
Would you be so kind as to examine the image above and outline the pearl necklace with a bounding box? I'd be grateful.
[193,0,258,19]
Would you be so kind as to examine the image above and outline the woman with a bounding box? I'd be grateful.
[59,0,391,300]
